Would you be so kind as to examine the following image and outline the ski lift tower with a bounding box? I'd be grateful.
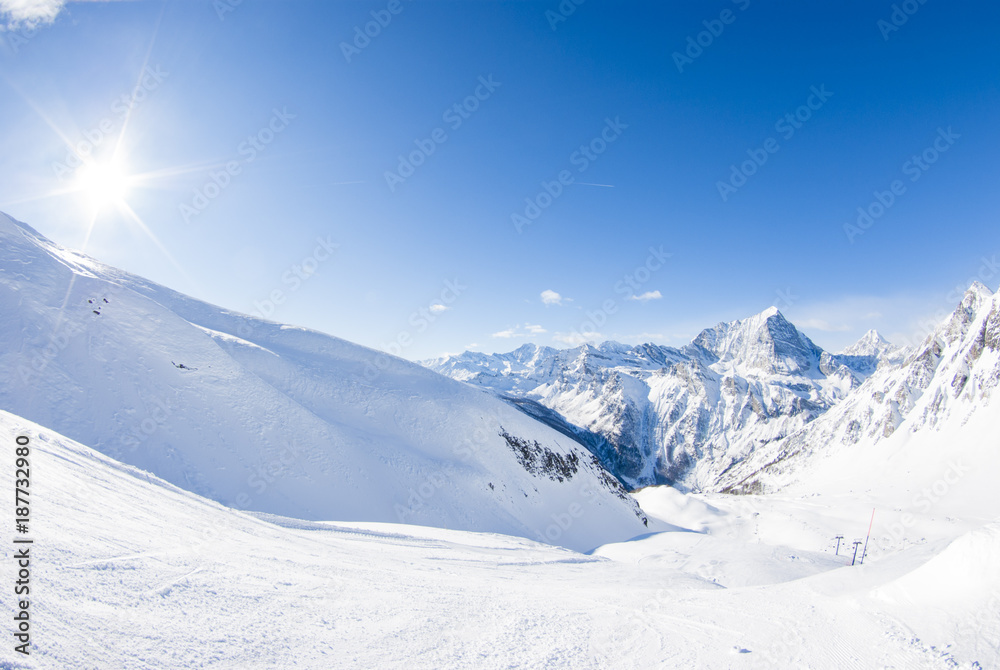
[851,540,863,566]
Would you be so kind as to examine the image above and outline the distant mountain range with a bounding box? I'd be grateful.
[423,293,995,493]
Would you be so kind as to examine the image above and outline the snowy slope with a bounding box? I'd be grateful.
[0,212,647,551]
[1,409,995,669]
[718,282,1000,503]
[424,309,896,491]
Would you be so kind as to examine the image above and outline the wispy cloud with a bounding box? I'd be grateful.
[492,323,547,339]
[428,304,449,314]
[783,291,956,352]
[1,0,123,30]
[611,332,666,344]
[1,0,63,27]
[540,289,567,306]
[628,290,662,302]
[553,331,602,346]
[798,318,851,332]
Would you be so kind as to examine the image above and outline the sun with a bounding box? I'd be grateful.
[76,162,133,210]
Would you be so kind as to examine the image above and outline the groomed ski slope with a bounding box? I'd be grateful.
[1,410,995,669]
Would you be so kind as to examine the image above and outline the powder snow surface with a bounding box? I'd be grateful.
[0,410,995,669]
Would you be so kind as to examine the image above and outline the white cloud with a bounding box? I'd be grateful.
[491,323,547,339]
[1,0,123,30]
[428,303,449,314]
[612,332,666,344]
[1,0,62,27]
[540,289,566,306]
[798,318,851,332]
[775,292,954,353]
[553,332,602,346]
[628,290,662,302]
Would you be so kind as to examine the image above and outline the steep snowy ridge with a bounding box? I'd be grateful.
[0,212,647,551]
[425,310,891,491]
[690,306,823,376]
[718,282,1000,495]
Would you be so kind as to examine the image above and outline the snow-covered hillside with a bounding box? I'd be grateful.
[2,408,996,669]
[718,282,1000,500]
[424,309,898,491]
[0,212,647,551]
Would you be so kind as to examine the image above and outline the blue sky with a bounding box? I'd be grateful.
[2,0,999,359]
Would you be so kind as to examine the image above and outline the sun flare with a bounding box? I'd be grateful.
[76,162,132,210]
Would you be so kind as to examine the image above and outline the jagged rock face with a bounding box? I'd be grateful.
[718,284,1000,494]
[425,309,894,491]
[691,307,824,376]
[819,352,877,380]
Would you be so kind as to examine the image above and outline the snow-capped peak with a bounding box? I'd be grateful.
[426,305,872,489]
[689,306,821,375]
[718,279,1000,495]
[840,329,896,358]
[964,280,994,306]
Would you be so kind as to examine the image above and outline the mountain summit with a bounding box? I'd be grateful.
[691,307,824,375]
[841,329,896,358]
[426,309,898,490]
[718,279,1000,496]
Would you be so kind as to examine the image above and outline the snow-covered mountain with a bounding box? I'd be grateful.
[424,309,898,491]
[718,281,1000,497]
[0,212,647,551]
[818,328,908,380]
[840,328,904,360]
